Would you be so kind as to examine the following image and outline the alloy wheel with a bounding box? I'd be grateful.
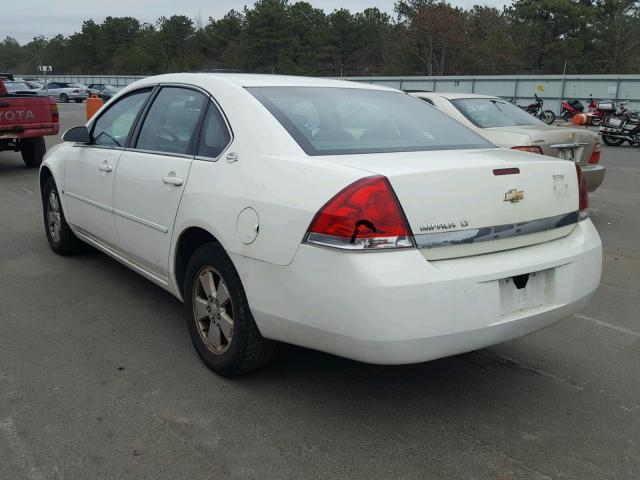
[192,266,234,354]
[47,190,62,243]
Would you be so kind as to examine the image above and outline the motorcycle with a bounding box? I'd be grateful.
[599,105,640,147]
[617,101,639,118]
[518,94,556,125]
[560,98,585,122]
[562,95,611,126]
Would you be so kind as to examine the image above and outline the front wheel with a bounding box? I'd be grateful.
[59,93,69,103]
[540,110,556,124]
[42,177,84,255]
[21,137,46,168]
[183,243,276,376]
[602,134,625,147]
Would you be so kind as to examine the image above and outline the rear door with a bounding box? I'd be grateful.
[113,86,207,279]
[64,88,152,247]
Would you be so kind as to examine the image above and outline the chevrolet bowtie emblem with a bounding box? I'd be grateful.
[569,132,576,143]
[504,189,524,203]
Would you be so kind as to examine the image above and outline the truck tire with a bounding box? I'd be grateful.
[21,137,46,168]
[60,93,69,103]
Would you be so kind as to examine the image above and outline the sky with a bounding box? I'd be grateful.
[4,0,510,44]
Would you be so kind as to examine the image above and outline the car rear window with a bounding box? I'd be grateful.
[4,81,30,92]
[248,87,492,156]
[451,98,543,128]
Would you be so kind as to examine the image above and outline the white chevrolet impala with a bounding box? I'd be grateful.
[40,74,602,375]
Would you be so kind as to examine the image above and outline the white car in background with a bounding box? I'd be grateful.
[38,81,89,103]
[40,74,602,375]
[410,92,605,192]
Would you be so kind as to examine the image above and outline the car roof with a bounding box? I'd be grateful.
[410,92,499,100]
[131,73,397,91]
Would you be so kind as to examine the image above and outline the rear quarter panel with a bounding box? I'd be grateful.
[171,81,369,269]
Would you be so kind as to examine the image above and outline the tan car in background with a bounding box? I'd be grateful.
[410,92,605,192]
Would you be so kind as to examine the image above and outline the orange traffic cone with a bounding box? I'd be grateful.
[86,93,104,120]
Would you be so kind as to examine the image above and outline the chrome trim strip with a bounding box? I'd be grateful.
[73,227,169,287]
[113,208,168,233]
[549,143,589,149]
[124,148,194,159]
[65,191,112,212]
[415,211,579,249]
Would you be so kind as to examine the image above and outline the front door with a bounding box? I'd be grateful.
[114,86,207,279]
[64,88,152,247]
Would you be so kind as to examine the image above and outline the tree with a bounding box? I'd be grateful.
[398,2,469,75]
[591,0,640,73]
[244,0,294,73]
[203,10,247,70]
[466,6,521,74]
[506,0,593,73]
[156,15,198,72]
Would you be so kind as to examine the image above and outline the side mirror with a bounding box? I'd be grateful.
[63,126,90,144]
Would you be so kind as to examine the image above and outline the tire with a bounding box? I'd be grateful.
[60,93,69,103]
[20,137,46,168]
[602,134,625,147]
[562,111,573,122]
[183,243,276,376]
[42,177,84,255]
[540,110,556,124]
[74,99,82,103]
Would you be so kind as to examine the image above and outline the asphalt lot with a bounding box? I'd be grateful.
[1,103,639,479]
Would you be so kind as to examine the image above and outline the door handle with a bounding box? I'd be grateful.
[162,176,184,186]
[99,163,113,173]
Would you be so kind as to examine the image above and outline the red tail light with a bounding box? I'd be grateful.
[511,146,543,154]
[575,163,589,218]
[306,176,413,250]
[50,102,59,123]
[589,143,601,164]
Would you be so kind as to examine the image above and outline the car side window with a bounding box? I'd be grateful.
[91,89,151,148]
[135,87,207,156]
[197,101,232,159]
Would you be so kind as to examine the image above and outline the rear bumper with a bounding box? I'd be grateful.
[67,93,88,101]
[234,219,602,365]
[582,164,605,192]
[0,124,59,141]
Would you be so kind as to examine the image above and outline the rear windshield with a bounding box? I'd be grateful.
[4,81,30,92]
[248,87,492,155]
[451,98,543,128]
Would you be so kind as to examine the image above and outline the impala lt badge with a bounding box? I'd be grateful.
[504,188,524,203]
[419,220,469,232]
[420,222,456,232]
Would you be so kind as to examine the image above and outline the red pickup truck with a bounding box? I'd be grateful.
[0,76,60,168]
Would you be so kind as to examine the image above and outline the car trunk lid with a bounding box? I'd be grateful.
[486,125,596,165]
[321,148,580,260]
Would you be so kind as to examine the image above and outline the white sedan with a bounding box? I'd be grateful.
[40,74,602,375]
[38,82,89,103]
[409,92,605,192]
